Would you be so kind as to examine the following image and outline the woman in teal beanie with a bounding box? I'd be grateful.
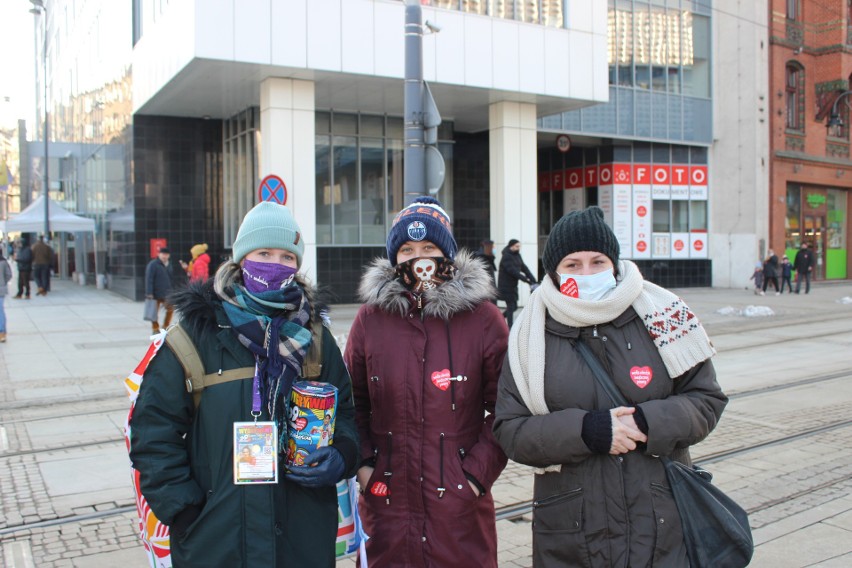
[130,201,358,567]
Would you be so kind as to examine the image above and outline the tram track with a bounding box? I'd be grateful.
[2,415,850,538]
[4,368,849,459]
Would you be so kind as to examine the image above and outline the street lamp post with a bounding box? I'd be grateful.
[29,0,50,238]
[826,90,852,132]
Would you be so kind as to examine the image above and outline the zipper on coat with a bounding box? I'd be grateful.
[444,320,467,411]
[437,433,446,498]
[383,431,393,505]
[592,324,599,338]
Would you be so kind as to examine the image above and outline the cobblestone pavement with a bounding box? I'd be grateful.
[1,280,851,567]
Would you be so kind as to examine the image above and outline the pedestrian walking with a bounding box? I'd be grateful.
[493,206,728,567]
[189,243,211,283]
[344,196,509,567]
[13,236,33,300]
[761,249,780,295]
[779,255,793,293]
[498,239,537,328]
[31,235,54,296]
[794,242,816,294]
[144,247,174,333]
[130,201,358,567]
[0,250,12,342]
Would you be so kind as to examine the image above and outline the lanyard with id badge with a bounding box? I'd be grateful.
[233,362,279,484]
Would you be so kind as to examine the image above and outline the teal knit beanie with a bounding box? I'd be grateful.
[232,202,304,265]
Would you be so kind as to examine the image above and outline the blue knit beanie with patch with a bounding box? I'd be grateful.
[232,202,304,266]
[386,196,457,265]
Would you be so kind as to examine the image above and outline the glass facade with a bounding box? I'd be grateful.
[223,108,260,248]
[786,184,848,280]
[421,0,566,27]
[541,0,712,144]
[314,111,454,247]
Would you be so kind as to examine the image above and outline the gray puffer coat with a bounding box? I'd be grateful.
[493,307,727,568]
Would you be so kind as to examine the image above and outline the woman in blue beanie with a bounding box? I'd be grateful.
[493,206,728,567]
[130,201,359,567]
[344,196,509,567]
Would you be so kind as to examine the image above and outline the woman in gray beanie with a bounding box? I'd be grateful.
[493,206,728,567]
[130,201,358,567]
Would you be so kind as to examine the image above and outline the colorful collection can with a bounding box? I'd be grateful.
[285,380,338,467]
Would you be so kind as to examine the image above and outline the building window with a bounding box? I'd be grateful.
[830,75,852,140]
[314,112,454,246]
[785,63,804,131]
[787,0,799,20]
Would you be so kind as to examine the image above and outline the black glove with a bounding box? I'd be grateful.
[286,447,346,488]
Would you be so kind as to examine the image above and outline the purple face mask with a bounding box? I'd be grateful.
[241,259,298,293]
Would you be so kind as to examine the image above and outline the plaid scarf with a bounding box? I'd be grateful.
[217,280,312,423]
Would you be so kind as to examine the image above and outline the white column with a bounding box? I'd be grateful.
[260,78,318,282]
[489,101,539,304]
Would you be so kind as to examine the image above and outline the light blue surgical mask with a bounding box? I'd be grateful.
[559,270,617,301]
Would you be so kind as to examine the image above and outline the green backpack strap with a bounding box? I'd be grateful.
[165,325,254,409]
[165,322,324,408]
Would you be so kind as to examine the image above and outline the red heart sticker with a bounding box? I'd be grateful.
[293,417,307,431]
[630,366,653,388]
[431,369,452,391]
[560,278,579,298]
[371,481,389,496]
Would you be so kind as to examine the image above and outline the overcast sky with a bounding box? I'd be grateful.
[1,1,38,134]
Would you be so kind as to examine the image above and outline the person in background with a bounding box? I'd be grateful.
[498,239,537,328]
[794,242,816,294]
[345,196,508,568]
[493,206,727,567]
[779,255,793,294]
[188,243,211,283]
[31,235,54,296]
[130,201,358,567]
[13,236,33,300]
[144,247,174,333]
[749,261,764,295]
[473,238,497,288]
[761,248,779,296]
[0,249,12,342]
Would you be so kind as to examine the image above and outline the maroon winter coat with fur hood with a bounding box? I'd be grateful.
[344,251,509,568]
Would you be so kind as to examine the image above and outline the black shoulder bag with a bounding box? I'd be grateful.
[574,338,754,568]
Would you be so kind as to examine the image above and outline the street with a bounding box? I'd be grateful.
[1,279,851,567]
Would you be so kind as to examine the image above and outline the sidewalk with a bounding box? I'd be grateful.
[1,277,851,567]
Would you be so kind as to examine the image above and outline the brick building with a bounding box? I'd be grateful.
[769,0,852,280]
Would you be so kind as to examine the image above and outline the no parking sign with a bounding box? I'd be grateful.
[258,174,288,205]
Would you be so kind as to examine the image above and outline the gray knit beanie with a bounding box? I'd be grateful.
[542,206,620,272]
[232,202,304,265]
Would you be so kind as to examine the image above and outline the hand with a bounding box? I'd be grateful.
[286,447,345,488]
[609,407,647,455]
[356,465,374,494]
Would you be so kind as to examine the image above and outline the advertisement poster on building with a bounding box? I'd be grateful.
[653,233,670,257]
[689,166,708,200]
[651,165,671,199]
[690,233,708,258]
[671,233,690,258]
[633,184,652,259]
[612,182,632,255]
[670,164,689,200]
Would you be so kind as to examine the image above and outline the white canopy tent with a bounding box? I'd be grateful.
[1,196,99,276]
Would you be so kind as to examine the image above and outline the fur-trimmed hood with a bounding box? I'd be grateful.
[357,250,497,320]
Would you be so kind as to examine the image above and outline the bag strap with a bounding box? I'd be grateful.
[165,325,254,409]
[165,322,324,408]
[574,338,629,407]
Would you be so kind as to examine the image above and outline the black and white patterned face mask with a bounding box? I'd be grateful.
[394,257,456,294]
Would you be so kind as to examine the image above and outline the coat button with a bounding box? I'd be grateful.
[457,484,463,490]
[660,518,665,524]
[422,536,427,542]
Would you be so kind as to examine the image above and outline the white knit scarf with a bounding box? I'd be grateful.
[507,260,715,472]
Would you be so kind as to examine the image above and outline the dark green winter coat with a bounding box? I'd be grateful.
[129,281,358,567]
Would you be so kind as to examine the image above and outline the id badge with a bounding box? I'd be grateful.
[233,421,278,485]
